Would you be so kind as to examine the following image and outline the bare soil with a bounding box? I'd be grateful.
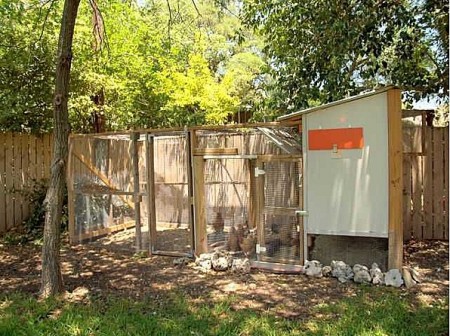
[0,230,448,318]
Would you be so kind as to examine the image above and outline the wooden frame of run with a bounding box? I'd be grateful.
[67,121,302,258]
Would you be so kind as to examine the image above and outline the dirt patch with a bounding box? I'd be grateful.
[0,233,448,318]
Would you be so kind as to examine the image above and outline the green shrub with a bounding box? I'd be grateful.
[3,179,68,245]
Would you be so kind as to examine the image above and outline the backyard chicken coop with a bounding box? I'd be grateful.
[68,87,404,271]
[68,122,306,269]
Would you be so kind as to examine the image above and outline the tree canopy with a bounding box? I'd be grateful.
[0,0,448,131]
[0,0,268,133]
[243,0,449,112]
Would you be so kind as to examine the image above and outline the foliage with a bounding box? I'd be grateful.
[23,178,68,237]
[0,0,268,133]
[0,0,60,132]
[2,179,68,245]
[242,0,449,113]
[0,288,448,335]
[434,104,449,126]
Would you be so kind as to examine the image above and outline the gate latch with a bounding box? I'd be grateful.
[254,167,265,177]
[295,210,308,216]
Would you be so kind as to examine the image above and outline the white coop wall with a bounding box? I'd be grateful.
[304,92,389,237]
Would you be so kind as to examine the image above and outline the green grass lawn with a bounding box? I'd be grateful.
[0,287,447,336]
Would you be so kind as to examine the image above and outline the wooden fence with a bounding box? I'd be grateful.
[0,133,53,233]
[403,126,448,240]
[0,127,448,240]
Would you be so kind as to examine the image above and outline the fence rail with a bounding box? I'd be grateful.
[0,127,448,240]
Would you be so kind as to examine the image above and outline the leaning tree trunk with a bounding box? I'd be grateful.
[40,0,81,298]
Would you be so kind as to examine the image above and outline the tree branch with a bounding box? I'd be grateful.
[166,0,172,46]
[38,0,57,42]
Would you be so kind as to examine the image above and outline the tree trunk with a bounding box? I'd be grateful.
[40,0,81,298]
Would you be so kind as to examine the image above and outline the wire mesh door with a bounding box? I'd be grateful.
[149,132,193,256]
[204,158,252,254]
[256,157,304,265]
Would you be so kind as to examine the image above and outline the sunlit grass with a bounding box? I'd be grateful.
[0,287,447,336]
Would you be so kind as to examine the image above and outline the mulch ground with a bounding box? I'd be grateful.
[0,231,448,318]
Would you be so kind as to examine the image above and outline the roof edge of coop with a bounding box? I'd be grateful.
[277,85,399,122]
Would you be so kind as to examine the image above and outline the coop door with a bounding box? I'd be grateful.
[147,132,194,256]
[255,158,304,265]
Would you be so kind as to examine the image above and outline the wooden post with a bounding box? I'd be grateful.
[186,129,196,254]
[131,132,142,251]
[248,159,257,229]
[67,137,76,244]
[255,159,265,261]
[146,133,157,254]
[387,88,403,269]
[298,159,304,265]
[193,155,207,255]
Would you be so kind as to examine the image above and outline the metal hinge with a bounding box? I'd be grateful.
[255,244,267,254]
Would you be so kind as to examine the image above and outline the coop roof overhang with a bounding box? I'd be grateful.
[277,86,399,122]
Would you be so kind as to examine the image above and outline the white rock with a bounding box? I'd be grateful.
[331,260,354,281]
[197,259,212,271]
[304,260,323,277]
[402,267,416,288]
[231,258,251,274]
[322,265,332,277]
[353,264,369,273]
[211,252,233,271]
[338,276,348,283]
[354,269,372,284]
[370,264,384,285]
[196,253,214,263]
[385,269,404,287]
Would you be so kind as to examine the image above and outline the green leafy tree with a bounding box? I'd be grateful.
[0,0,60,132]
[243,0,449,112]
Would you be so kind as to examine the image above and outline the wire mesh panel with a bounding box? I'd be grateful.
[152,133,192,255]
[258,159,303,264]
[204,158,255,255]
[70,135,146,247]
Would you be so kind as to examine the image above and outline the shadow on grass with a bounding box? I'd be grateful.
[306,286,449,336]
[0,287,448,336]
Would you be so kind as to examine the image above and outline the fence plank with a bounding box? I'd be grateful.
[0,134,6,232]
[35,136,45,179]
[28,136,37,181]
[21,135,30,223]
[43,134,52,179]
[423,128,434,239]
[13,133,23,227]
[403,155,412,240]
[5,133,14,230]
[433,128,445,239]
[411,154,423,239]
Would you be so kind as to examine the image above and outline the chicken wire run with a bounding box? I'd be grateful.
[68,123,304,267]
